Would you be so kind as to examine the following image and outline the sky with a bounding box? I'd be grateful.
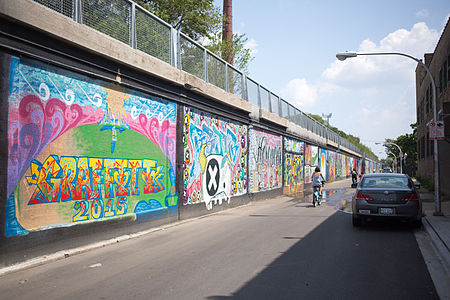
[214,0,450,159]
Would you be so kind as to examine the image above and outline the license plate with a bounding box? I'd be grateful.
[379,207,394,215]
[359,209,370,214]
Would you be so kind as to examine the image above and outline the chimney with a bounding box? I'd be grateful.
[222,0,233,65]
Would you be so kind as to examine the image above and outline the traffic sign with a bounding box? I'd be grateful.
[429,121,445,140]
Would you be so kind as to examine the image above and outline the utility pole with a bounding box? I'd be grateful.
[222,0,233,65]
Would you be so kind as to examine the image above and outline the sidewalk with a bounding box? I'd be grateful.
[418,189,450,300]
[420,190,450,255]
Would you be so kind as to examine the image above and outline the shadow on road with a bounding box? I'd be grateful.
[207,212,437,300]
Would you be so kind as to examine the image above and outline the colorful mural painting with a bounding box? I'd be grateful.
[304,144,311,166]
[311,146,318,166]
[327,151,336,181]
[183,107,247,210]
[319,148,327,181]
[249,129,282,192]
[6,57,177,237]
[284,137,304,196]
[336,153,342,178]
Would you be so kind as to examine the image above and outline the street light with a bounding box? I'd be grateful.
[336,51,442,216]
[376,142,403,174]
[387,151,398,173]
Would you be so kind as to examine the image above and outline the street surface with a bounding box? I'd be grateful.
[0,179,438,299]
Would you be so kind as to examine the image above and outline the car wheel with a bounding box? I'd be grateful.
[352,215,362,227]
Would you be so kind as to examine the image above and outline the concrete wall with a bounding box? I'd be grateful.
[0,0,366,266]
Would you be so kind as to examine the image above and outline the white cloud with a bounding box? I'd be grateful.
[323,22,439,87]
[244,38,259,55]
[416,9,429,18]
[281,21,440,152]
[280,78,318,108]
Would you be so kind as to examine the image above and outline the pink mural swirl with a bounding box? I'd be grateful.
[124,113,176,170]
[8,95,104,196]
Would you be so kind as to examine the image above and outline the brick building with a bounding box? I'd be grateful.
[416,18,450,196]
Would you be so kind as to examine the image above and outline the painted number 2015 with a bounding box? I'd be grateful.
[73,198,128,222]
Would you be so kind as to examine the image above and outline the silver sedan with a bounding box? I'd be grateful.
[352,173,422,227]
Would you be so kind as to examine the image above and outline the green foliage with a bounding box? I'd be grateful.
[82,0,132,45]
[384,123,417,166]
[204,32,253,74]
[309,114,377,159]
[136,0,253,72]
[135,0,221,41]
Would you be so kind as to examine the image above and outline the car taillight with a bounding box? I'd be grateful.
[355,192,372,201]
[402,193,419,201]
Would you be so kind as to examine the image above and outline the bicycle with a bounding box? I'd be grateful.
[312,183,324,207]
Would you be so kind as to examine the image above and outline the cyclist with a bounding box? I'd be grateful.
[351,168,358,185]
[311,166,326,198]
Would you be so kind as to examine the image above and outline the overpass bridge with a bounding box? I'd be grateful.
[0,0,379,265]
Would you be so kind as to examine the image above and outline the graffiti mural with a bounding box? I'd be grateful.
[336,153,342,178]
[284,137,304,154]
[284,137,304,196]
[304,144,311,166]
[249,129,282,192]
[6,57,177,237]
[183,107,247,210]
[319,148,327,181]
[326,150,336,181]
[311,146,318,166]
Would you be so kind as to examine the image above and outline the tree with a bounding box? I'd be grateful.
[135,0,221,41]
[384,123,417,167]
[135,0,253,72]
[204,32,253,74]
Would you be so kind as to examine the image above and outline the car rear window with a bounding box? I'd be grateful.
[361,176,411,188]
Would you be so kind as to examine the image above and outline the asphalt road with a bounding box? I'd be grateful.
[0,180,438,299]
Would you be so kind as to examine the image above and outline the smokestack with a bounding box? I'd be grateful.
[222,0,233,65]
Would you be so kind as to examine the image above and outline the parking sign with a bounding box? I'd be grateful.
[429,121,445,140]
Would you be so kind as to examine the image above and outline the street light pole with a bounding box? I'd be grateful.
[376,142,403,174]
[336,51,442,216]
[388,151,398,173]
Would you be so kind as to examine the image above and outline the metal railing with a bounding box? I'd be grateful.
[32,0,364,156]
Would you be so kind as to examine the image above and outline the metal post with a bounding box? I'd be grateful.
[225,62,229,92]
[74,0,82,23]
[130,3,136,49]
[203,48,208,83]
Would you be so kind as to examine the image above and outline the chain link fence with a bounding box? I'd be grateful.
[31,0,363,155]
[179,33,205,80]
[81,0,131,46]
[34,0,74,18]
[207,52,226,90]
[135,6,171,64]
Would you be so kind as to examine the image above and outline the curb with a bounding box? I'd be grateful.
[423,217,450,269]
[420,217,450,300]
